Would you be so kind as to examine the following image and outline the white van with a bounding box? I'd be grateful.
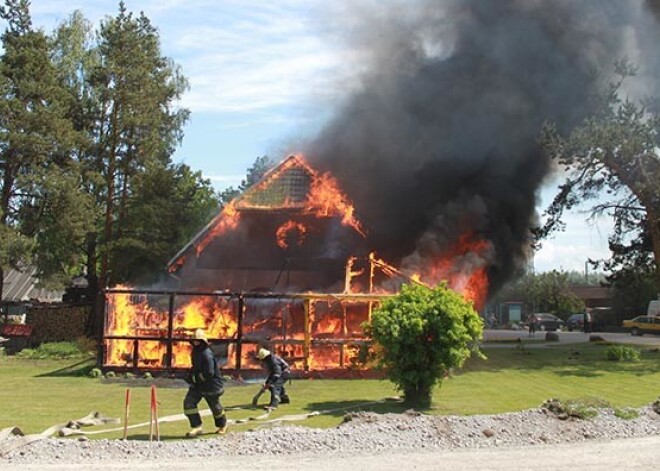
[649,300,660,317]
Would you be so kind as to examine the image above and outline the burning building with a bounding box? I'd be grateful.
[102,155,425,375]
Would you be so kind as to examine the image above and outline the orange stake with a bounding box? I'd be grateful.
[122,388,131,440]
[150,385,160,441]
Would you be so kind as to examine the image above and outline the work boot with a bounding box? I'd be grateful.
[215,415,228,434]
[185,426,203,438]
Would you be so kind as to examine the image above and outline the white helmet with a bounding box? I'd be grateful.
[192,328,208,343]
[257,348,270,360]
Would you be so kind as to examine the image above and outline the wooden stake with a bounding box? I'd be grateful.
[122,388,131,440]
[150,385,160,441]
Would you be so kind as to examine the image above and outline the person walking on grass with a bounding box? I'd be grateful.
[256,347,291,411]
[183,328,228,437]
[528,314,536,338]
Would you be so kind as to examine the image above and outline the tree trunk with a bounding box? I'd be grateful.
[84,232,101,338]
[649,208,660,297]
[403,384,432,409]
[0,266,4,314]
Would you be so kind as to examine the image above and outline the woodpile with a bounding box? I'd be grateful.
[26,305,91,344]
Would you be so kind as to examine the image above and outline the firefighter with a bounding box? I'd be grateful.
[256,347,291,410]
[183,328,228,437]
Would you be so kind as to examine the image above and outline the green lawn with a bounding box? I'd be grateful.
[1,343,659,439]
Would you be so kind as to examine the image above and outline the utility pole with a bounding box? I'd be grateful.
[585,260,589,284]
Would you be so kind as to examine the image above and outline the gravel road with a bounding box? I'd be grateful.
[2,404,660,470]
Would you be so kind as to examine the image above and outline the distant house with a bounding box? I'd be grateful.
[2,267,63,303]
[568,285,613,311]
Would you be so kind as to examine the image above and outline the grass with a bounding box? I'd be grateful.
[1,343,659,440]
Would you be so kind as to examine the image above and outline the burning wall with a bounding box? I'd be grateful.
[103,288,379,373]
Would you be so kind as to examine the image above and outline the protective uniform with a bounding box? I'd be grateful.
[183,329,227,437]
[257,348,291,409]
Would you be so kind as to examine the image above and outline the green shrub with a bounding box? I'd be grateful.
[15,341,91,359]
[613,407,640,420]
[88,368,103,378]
[605,345,641,362]
[543,397,608,419]
[105,371,116,378]
[366,283,484,408]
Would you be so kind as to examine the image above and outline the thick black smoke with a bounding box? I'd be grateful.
[304,0,660,297]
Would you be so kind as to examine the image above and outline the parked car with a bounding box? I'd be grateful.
[622,315,660,336]
[567,313,588,332]
[566,313,602,332]
[529,313,564,332]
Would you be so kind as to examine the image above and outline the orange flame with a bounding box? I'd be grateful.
[414,232,491,310]
[276,220,308,249]
[104,289,238,369]
[195,201,240,256]
[305,171,366,237]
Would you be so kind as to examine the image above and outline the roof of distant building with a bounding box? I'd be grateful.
[2,267,64,303]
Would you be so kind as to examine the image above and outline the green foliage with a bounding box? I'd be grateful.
[613,407,640,420]
[15,341,90,359]
[542,397,607,420]
[605,345,641,362]
[367,283,483,407]
[607,265,658,324]
[538,65,660,293]
[110,163,218,284]
[88,367,102,378]
[1,0,88,292]
[492,270,585,319]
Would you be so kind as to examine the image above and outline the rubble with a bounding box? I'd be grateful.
[3,405,660,464]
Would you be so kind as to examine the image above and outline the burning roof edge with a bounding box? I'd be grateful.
[166,155,316,272]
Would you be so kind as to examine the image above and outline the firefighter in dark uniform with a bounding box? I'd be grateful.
[256,347,291,410]
[183,328,228,437]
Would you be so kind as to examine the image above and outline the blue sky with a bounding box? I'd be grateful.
[30,0,612,274]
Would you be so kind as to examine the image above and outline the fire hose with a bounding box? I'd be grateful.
[0,411,119,457]
[0,398,394,457]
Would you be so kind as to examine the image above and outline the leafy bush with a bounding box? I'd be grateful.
[88,368,103,378]
[366,283,484,407]
[605,345,641,362]
[15,341,92,359]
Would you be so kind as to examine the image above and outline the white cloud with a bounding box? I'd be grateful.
[32,1,358,117]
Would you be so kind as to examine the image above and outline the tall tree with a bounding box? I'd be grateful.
[51,4,191,336]
[538,68,660,296]
[0,0,89,300]
[91,2,189,293]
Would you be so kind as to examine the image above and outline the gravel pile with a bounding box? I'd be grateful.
[3,405,660,464]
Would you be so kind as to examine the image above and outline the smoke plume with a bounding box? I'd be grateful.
[304,0,660,296]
